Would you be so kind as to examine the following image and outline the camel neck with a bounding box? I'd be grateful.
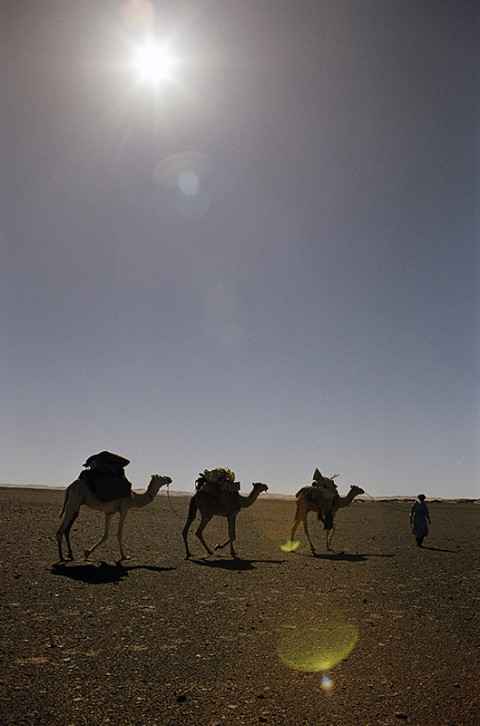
[241,487,262,507]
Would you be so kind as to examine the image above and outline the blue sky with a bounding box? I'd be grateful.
[1,0,478,497]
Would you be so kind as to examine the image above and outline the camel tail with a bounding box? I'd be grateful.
[58,483,72,518]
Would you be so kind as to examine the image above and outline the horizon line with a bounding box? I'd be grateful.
[0,483,478,503]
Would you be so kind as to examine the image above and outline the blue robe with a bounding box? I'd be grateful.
[410,501,430,538]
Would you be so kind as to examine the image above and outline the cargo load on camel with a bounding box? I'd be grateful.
[296,469,339,502]
[78,451,132,503]
[195,468,241,495]
[294,469,340,529]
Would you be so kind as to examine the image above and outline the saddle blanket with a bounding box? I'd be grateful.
[199,481,241,495]
[80,470,132,503]
[297,485,336,502]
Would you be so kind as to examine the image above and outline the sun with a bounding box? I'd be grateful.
[134,41,176,83]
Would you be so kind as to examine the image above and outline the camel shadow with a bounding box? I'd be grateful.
[308,552,395,562]
[189,557,284,571]
[51,561,174,584]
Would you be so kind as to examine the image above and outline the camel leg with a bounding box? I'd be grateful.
[291,507,316,554]
[228,515,237,557]
[57,520,67,562]
[292,500,316,554]
[182,497,197,558]
[57,510,77,562]
[326,524,335,551]
[195,514,214,556]
[182,521,192,558]
[290,499,302,542]
[215,516,237,557]
[116,508,129,561]
[290,516,301,542]
[213,538,230,551]
[62,513,77,561]
[303,516,316,555]
[84,513,113,560]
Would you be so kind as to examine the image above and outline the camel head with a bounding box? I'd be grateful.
[149,474,172,489]
[252,482,269,494]
[350,484,364,498]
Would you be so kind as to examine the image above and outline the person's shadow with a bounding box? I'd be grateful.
[291,551,394,562]
[420,545,458,553]
[51,561,174,584]
[188,557,284,571]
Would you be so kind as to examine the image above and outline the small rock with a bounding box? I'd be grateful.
[176,694,187,703]
[394,712,408,720]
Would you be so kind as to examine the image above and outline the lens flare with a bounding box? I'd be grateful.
[280,539,300,552]
[153,151,210,193]
[121,0,155,31]
[321,673,334,690]
[277,619,358,672]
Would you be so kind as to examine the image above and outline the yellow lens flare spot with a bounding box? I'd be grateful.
[277,621,358,672]
[280,539,300,552]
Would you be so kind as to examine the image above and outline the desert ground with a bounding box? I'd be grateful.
[0,486,479,726]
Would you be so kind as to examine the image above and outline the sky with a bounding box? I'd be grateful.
[1,0,479,498]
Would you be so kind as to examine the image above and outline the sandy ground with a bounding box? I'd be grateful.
[0,487,479,726]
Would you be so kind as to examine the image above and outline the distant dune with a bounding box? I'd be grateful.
[0,483,478,504]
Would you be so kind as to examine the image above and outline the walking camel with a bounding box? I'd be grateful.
[290,478,364,554]
[182,482,268,558]
[57,474,172,562]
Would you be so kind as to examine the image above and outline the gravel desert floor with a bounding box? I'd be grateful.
[0,487,479,726]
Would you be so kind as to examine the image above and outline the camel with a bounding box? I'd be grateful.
[56,474,172,562]
[290,481,364,554]
[182,482,268,558]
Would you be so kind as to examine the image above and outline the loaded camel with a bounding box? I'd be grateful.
[182,481,268,559]
[290,472,364,554]
[57,474,172,562]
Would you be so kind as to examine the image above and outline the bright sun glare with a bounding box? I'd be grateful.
[134,42,175,83]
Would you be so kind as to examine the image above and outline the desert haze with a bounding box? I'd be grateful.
[0,487,478,725]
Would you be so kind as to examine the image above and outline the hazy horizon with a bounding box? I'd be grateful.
[1,482,478,502]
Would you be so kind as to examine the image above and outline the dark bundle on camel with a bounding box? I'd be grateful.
[79,451,132,502]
